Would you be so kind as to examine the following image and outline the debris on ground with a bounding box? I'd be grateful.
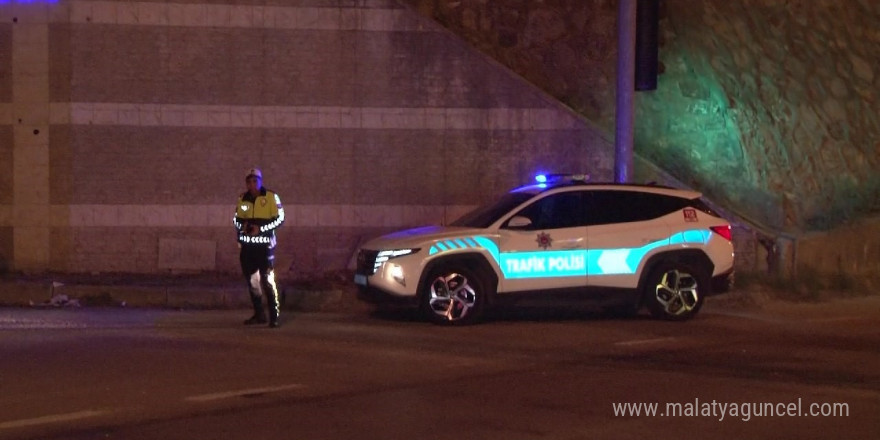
[29,294,82,308]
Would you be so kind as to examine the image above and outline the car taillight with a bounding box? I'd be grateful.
[710,225,732,241]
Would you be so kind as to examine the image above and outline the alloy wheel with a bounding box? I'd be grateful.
[427,272,477,322]
[653,269,700,316]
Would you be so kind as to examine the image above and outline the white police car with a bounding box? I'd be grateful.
[354,174,735,325]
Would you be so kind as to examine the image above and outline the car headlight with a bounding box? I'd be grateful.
[373,248,420,274]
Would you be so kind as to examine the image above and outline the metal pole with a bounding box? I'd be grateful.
[615,0,636,183]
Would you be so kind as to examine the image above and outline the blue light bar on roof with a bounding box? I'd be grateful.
[533,173,591,184]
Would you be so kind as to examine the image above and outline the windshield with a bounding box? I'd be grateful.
[450,192,535,228]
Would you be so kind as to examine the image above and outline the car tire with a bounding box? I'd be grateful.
[643,262,706,321]
[420,263,487,325]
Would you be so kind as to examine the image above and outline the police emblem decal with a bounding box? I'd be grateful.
[536,232,553,249]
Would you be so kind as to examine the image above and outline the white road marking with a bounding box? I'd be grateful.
[614,337,676,346]
[0,410,109,430]
[185,384,304,403]
[702,310,786,323]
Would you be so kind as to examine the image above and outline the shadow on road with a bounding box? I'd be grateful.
[367,304,655,324]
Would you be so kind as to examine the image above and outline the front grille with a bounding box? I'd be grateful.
[356,249,379,275]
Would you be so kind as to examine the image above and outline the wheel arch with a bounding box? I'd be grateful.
[418,252,500,304]
[637,249,716,299]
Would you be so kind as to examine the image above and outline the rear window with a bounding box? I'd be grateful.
[687,198,721,216]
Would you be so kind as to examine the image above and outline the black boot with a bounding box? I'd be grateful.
[244,295,267,325]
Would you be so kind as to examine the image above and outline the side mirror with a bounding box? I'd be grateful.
[506,216,533,229]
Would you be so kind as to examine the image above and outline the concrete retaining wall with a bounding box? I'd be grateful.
[796,216,880,291]
[0,0,613,277]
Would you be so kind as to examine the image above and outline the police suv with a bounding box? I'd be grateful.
[354,174,735,325]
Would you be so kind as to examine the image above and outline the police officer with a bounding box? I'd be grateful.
[233,168,285,328]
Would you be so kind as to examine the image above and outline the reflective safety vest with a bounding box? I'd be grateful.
[234,188,284,247]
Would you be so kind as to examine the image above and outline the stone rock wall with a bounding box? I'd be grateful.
[401,0,880,234]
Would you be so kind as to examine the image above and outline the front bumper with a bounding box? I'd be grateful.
[354,248,421,303]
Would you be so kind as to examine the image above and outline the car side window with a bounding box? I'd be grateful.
[584,190,687,225]
[510,191,586,230]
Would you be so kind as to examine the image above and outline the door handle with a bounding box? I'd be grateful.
[557,238,584,249]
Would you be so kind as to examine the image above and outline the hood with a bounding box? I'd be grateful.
[364,225,486,249]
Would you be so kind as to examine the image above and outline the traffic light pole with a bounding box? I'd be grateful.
[615,0,636,183]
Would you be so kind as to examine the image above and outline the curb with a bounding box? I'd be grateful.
[0,279,368,313]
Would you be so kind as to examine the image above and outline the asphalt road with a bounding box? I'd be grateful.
[1,296,878,440]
